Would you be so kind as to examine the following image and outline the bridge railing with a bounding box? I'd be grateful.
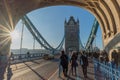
[10,53,44,64]
[93,58,120,80]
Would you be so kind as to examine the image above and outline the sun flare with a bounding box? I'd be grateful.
[10,30,20,40]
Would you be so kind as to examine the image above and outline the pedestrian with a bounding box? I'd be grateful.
[60,50,68,77]
[80,51,88,78]
[112,50,119,68]
[27,51,30,60]
[70,51,78,76]
[27,52,30,57]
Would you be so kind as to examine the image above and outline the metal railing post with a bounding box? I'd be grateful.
[93,59,120,80]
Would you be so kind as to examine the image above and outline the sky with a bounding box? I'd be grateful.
[11,6,103,50]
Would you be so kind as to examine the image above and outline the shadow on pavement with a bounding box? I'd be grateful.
[7,65,13,80]
[87,71,94,75]
[31,60,42,64]
[11,59,43,71]
[24,63,46,80]
[51,58,59,62]
[59,75,75,80]
[67,75,76,80]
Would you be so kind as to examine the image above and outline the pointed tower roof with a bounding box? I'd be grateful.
[67,16,77,25]
[77,18,79,23]
[64,18,67,24]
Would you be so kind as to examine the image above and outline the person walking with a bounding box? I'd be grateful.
[70,51,78,76]
[60,50,68,77]
[80,51,88,78]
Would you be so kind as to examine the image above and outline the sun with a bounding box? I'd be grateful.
[10,30,20,40]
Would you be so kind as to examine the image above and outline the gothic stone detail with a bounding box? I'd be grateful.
[105,33,120,52]
[65,16,79,53]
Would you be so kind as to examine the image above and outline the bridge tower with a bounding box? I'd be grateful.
[64,16,79,53]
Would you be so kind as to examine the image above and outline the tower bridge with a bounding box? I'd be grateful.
[65,16,80,53]
[0,0,119,54]
[0,0,120,80]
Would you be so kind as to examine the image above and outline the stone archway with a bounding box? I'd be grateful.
[0,0,120,79]
[0,0,119,51]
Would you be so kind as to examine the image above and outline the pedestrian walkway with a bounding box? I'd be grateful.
[49,58,95,80]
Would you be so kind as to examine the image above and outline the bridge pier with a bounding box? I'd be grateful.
[105,33,120,52]
[0,32,11,80]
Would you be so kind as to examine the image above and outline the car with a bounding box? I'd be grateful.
[43,54,54,60]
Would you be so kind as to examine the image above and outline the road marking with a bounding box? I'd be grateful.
[11,61,51,79]
[12,59,45,73]
[76,67,81,80]
[48,66,82,80]
[48,68,59,80]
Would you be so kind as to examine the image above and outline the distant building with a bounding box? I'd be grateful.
[64,16,79,53]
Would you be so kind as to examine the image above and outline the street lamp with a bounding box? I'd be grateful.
[19,21,24,59]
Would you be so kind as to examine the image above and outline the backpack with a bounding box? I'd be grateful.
[60,55,68,66]
[80,55,88,66]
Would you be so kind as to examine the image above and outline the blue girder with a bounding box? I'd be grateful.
[22,15,64,51]
[22,15,98,52]
[85,18,99,50]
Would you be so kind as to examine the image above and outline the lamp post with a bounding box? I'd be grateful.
[33,37,35,50]
[20,21,24,59]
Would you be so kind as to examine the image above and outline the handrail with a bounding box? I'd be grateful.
[93,58,120,80]
[10,53,44,64]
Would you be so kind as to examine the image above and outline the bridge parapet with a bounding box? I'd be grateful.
[10,53,44,64]
[93,58,120,80]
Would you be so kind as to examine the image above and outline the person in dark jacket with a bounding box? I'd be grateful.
[70,51,78,76]
[80,51,88,78]
[60,50,68,77]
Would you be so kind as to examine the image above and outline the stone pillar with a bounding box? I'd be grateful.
[105,33,120,52]
[0,31,11,79]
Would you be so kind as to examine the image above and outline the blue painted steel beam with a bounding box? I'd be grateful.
[85,18,99,50]
[22,16,50,50]
[23,15,53,49]
[22,15,64,51]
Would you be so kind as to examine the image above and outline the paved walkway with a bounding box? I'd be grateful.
[49,59,95,80]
